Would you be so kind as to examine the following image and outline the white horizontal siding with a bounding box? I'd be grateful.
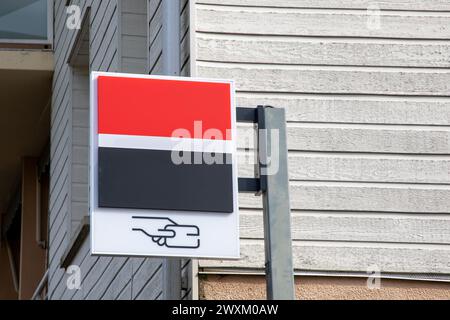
[197,0,450,11]
[196,5,450,39]
[235,94,450,126]
[239,210,450,244]
[191,0,450,275]
[198,62,450,96]
[240,182,450,213]
[235,124,450,154]
[237,152,450,184]
[197,34,450,68]
[201,240,450,274]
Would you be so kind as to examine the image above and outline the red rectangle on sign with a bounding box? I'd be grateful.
[97,76,232,140]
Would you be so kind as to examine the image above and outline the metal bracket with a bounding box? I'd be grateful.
[236,107,258,123]
[236,105,295,300]
[236,106,270,195]
[238,178,261,193]
[237,107,261,194]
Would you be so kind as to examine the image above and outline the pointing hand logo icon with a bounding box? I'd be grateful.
[131,216,200,249]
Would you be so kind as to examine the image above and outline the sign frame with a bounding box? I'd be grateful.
[89,71,240,260]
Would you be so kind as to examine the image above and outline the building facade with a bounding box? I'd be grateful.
[0,0,450,300]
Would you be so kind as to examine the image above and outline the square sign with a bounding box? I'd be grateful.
[90,72,239,259]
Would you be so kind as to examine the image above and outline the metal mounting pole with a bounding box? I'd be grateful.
[237,106,295,300]
[162,0,181,76]
[258,106,295,300]
[162,0,181,300]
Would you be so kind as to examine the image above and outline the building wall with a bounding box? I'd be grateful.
[190,0,450,277]
[47,0,450,300]
[48,0,175,300]
[200,275,450,300]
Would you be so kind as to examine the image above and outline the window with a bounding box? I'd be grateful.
[0,0,52,45]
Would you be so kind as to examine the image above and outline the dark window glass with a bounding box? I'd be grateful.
[0,0,47,41]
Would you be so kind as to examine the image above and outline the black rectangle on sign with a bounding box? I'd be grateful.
[98,147,234,213]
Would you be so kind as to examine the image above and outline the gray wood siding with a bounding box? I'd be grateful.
[119,0,148,73]
[148,0,162,74]
[49,0,164,300]
[148,0,190,75]
[191,1,450,275]
[70,67,89,236]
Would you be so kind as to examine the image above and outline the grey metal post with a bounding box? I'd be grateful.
[163,259,182,300]
[162,0,180,76]
[258,106,295,300]
[162,0,182,300]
